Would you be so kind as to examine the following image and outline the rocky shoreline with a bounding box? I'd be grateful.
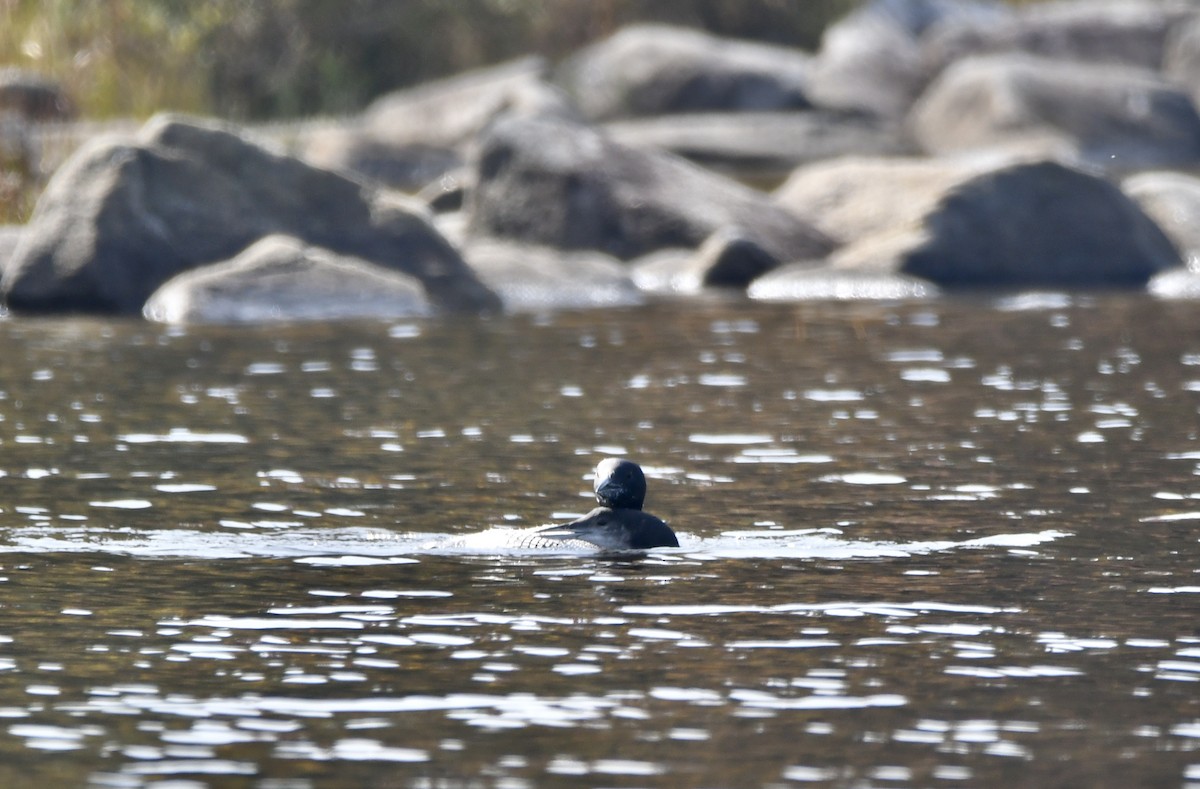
[5,0,1200,323]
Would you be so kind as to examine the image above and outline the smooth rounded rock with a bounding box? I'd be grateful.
[924,0,1191,78]
[467,114,834,263]
[144,235,434,324]
[909,54,1200,172]
[604,111,907,183]
[1123,171,1200,268]
[557,24,813,121]
[898,161,1180,288]
[809,0,1007,118]
[462,238,643,312]
[774,155,992,245]
[632,228,782,295]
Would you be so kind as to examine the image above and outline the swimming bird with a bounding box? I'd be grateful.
[534,457,678,549]
[445,458,678,551]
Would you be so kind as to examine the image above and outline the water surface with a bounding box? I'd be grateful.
[0,296,1198,787]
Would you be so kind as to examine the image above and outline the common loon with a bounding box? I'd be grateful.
[447,459,678,551]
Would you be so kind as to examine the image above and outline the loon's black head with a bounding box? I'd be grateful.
[593,458,647,510]
[551,506,679,550]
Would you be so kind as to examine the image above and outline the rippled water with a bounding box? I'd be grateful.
[1,295,1199,788]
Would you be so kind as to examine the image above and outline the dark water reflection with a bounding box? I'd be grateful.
[0,296,1199,787]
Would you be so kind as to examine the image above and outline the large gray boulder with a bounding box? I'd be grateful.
[924,1,1193,78]
[3,114,499,315]
[1123,170,1200,268]
[302,57,576,190]
[0,226,22,274]
[631,228,780,295]
[603,110,907,183]
[1164,14,1200,111]
[301,130,463,192]
[908,54,1200,172]
[808,0,1008,118]
[774,155,992,245]
[364,56,574,149]
[143,235,434,324]
[466,114,834,264]
[462,238,643,312]
[556,24,814,121]
[829,160,1181,288]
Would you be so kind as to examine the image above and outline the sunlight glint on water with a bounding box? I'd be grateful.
[0,298,1197,787]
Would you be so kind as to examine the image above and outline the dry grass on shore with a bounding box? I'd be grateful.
[1,0,863,224]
